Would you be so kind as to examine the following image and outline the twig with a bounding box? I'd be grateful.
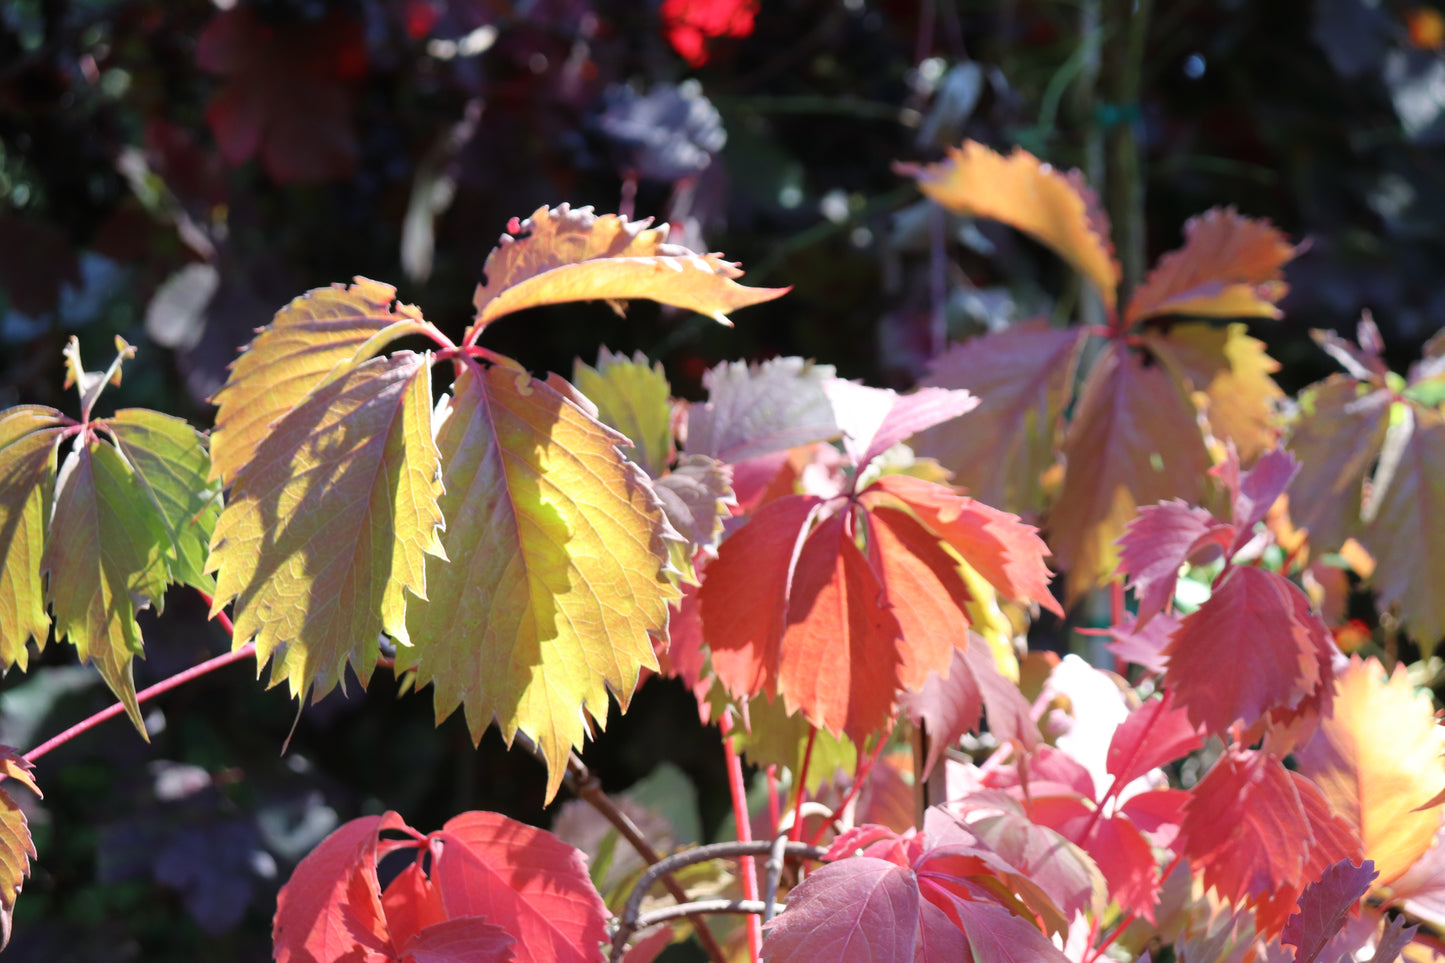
[762,833,791,922]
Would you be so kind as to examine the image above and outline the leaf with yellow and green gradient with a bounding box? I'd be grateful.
[0,407,68,671]
[209,278,434,485]
[43,438,172,732]
[572,348,675,478]
[467,205,789,340]
[207,351,445,701]
[399,364,678,801]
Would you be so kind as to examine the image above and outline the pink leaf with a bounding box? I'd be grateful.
[1105,691,1205,791]
[1102,611,1178,675]
[1213,445,1300,551]
[927,890,1070,962]
[1282,859,1378,963]
[1117,500,1233,629]
[762,857,922,963]
[822,379,978,472]
[401,917,516,963]
[1370,914,1418,963]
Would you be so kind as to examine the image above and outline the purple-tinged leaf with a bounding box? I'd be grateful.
[1369,914,1417,963]
[1117,500,1233,629]
[822,379,977,472]
[1211,445,1300,551]
[685,357,838,464]
[1102,611,1178,674]
[402,917,516,963]
[762,857,920,963]
[1282,859,1377,963]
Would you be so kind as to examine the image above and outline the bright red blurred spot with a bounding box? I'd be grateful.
[660,0,758,67]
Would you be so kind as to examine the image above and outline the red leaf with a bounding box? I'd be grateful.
[867,506,975,692]
[822,380,978,473]
[1164,565,1332,733]
[775,513,903,741]
[865,474,1060,615]
[914,322,1084,514]
[761,856,924,962]
[1117,500,1233,629]
[401,917,516,963]
[430,812,608,963]
[382,861,448,951]
[1213,446,1301,548]
[273,813,407,963]
[1124,208,1297,327]
[197,8,363,183]
[1119,788,1189,849]
[703,494,819,702]
[1051,343,1210,600]
[1105,691,1205,791]
[657,580,713,723]
[1282,859,1378,963]
[1102,611,1178,674]
[1087,816,1161,922]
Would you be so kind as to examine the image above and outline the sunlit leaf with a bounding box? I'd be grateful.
[106,409,221,593]
[209,278,432,485]
[913,322,1083,515]
[572,348,674,478]
[208,352,445,702]
[822,380,977,474]
[685,357,839,464]
[43,437,173,731]
[1117,499,1233,630]
[903,141,1120,311]
[400,365,677,801]
[0,748,39,919]
[1295,657,1445,885]
[468,204,788,338]
[1124,208,1297,327]
[0,407,68,670]
[1051,342,1210,600]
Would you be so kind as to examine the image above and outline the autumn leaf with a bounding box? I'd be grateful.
[912,322,1084,514]
[762,855,926,962]
[0,747,40,931]
[1286,375,1391,553]
[1124,208,1296,327]
[1144,322,1286,461]
[208,352,446,703]
[1282,859,1378,963]
[209,278,433,485]
[1105,691,1205,792]
[467,204,788,339]
[43,436,173,731]
[822,379,978,474]
[902,141,1120,312]
[0,406,68,670]
[1117,499,1233,630]
[731,692,857,794]
[1294,657,1445,885]
[197,6,367,183]
[572,348,675,478]
[399,366,678,801]
[684,357,839,465]
[1050,342,1210,600]
[1163,565,1334,734]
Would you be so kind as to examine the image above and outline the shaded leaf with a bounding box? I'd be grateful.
[822,379,977,473]
[209,353,445,704]
[1294,657,1445,885]
[1282,859,1377,963]
[572,348,674,477]
[0,748,39,916]
[468,204,787,337]
[432,811,608,963]
[1125,209,1297,327]
[1214,445,1301,550]
[105,409,221,593]
[950,797,1105,920]
[903,141,1119,311]
[0,407,68,670]
[653,454,733,560]
[1102,610,1177,674]
[1369,914,1417,963]
[1286,376,1391,552]
[685,357,839,464]
[762,856,924,962]
[1164,565,1333,734]
[400,366,677,801]
[43,438,173,730]
[733,692,857,795]
[1051,343,1210,600]
[402,918,515,963]
[209,278,432,485]
[1117,500,1233,630]
[273,813,400,963]
[1144,322,1286,461]
[914,322,1084,514]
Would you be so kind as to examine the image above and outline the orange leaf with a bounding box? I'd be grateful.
[1124,208,1297,328]
[0,748,38,923]
[903,142,1120,312]
[1295,657,1445,886]
[467,205,788,339]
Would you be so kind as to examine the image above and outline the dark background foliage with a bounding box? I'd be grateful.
[2,0,1444,958]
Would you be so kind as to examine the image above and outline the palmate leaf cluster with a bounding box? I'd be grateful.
[5,143,1445,963]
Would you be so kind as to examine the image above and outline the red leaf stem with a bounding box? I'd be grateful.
[720,712,763,962]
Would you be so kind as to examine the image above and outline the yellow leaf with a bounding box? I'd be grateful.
[902,141,1120,313]
[1295,656,1445,885]
[208,352,445,700]
[209,278,432,485]
[467,205,789,339]
[0,748,39,915]
[572,348,675,478]
[0,407,67,671]
[400,364,679,801]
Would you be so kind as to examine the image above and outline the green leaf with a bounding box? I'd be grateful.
[42,438,173,731]
[62,335,135,423]
[209,278,435,485]
[105,409,221,593]
[467,205,788,340]
[0,407,69,671]
[207,351,445,700]
[399,364,679,802]
[733,693,856,795]
[571,348,675,477]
